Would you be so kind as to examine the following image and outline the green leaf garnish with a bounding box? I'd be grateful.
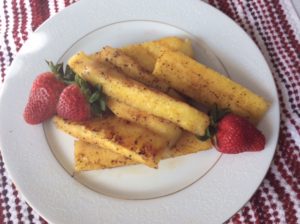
[64,65,76,83]
[197,105,230,141]
[46,60,75,84]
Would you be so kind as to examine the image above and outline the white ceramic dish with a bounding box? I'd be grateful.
[0,0,279,223]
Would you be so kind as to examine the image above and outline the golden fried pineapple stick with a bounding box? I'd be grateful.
[122,36,194,72]
[107,98,182,147]
[149,36,194,57]
[75,134,212,171]
[153,51,269,123]
[68,52,209,135]
[75,141,137,171]
[166,132,212,157]
[54,116,168,168]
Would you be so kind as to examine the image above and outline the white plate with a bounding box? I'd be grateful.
[0,0,279,223]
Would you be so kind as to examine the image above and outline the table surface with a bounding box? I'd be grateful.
[0,0,299,223]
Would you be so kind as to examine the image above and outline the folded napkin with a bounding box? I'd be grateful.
[0,0,299,223]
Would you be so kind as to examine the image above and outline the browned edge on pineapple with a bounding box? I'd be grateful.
[54,115,169,168]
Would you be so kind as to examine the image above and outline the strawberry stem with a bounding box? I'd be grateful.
[46,60,76,84]
[196,105,230,141]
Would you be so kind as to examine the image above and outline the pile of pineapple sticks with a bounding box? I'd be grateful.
[54,37,268,171]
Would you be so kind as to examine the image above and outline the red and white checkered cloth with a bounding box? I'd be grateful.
[0,0,299,223]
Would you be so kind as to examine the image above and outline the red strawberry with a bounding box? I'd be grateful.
[23,72,66,124]
[56,84,91,121]
[216,113,265,154]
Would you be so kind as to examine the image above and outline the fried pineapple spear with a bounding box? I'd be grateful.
[107,98,182,147]
[68,52,209,135]
[150,36,194,57]
[74,141,137,171]
[54,115,168,168]
[153,51,269,123]
[121,36,194,72]
[75,135,212,171]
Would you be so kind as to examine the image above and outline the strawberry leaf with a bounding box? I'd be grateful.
[46,61,75,84]
[90,94,106,116]
[75,75,91,98]
[196,128,211,141]
[196,124,216,141]
[89,92,100,103]
[46,61,63,75]
[64,65,76,83]
[210,105,218,125]
[197,105,230,141]
[216,108,230,122]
